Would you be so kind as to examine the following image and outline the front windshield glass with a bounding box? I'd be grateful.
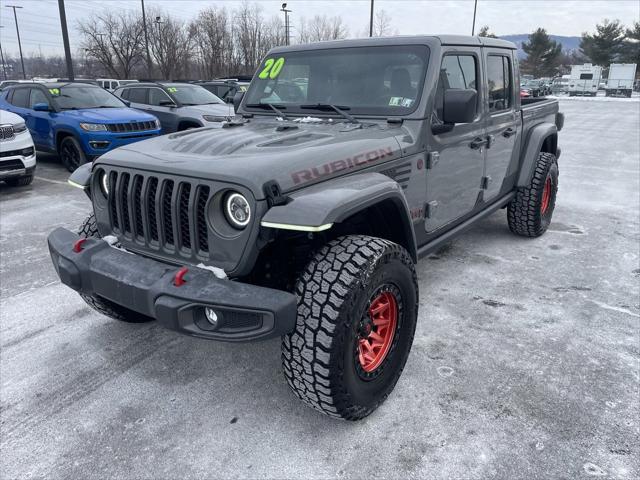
[166,85,224,105]
[244,45,430,116]
[52,85,125,109]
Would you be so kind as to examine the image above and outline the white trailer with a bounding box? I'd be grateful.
[568,64,602,97]
[606,63,637,98]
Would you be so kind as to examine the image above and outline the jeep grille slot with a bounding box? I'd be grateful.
[103,171,213,260]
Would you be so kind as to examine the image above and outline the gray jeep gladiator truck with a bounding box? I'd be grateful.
[48,36,563,420]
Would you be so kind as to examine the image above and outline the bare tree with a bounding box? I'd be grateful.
[191,6,235,78]
[370,10,396,37]
[78,12,145,78]
[298,15,348,43]
[233,2,272,73]
[148,9,195,79]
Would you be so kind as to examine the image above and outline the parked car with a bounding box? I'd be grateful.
[51,35,563,420]
[0,109,36,186]
[113,82,232,132]
[195,79,249,103]
[97,78,139,91]
[551,75,570,94]
[521,80,542,97]
[0,82,161,172]
[568,63,602,96]
[605,63,637,98]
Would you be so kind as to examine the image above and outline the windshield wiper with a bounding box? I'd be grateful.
[299,103,358,124]
[246,103,289,120]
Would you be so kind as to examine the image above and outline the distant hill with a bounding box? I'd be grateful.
[500,34,581,59]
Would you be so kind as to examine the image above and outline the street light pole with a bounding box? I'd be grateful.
[471,0,478,36]
[369,0,375,37]
[0,26,7,80]
[280,3,292,46]
[6,5,25,79]
[141,0,152,78]
[58,0,74,81]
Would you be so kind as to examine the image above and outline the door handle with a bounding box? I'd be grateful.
[503,127,516,138]
[470,137,488,149]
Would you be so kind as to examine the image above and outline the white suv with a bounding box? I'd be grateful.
[0,109,36,186]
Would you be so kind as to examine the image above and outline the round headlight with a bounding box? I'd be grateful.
[224,192,250,229]
[100,172,109,196]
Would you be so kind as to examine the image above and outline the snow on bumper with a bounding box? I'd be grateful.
[47,227,297,341]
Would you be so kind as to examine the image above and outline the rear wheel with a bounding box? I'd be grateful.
[59,136,87,172]
[282,235,418,420]
[77,214,153,323]
[507,152,558,237]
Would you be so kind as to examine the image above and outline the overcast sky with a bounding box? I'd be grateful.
[0,0,638,56]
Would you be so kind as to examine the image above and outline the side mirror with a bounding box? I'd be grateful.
[442,89,477,125]
[232,91,244,111]
[159,100,177,107]
[33,102,51,112]
[122,100,131,107]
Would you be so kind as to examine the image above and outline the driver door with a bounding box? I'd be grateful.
[425,48,486,232]
[147,88,178,132]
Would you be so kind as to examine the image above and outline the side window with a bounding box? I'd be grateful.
[29,88,48,108]
[149,88,172,106]
[487,55,513,112]
[10,88,30,108]
[127,88,148,104]
[111,81,118,90]
[433,54,478,122]
[117,89,129,100]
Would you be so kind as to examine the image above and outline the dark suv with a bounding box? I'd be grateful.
[113,82,233,132]
[195,79,250,103]
[49,36,563,420]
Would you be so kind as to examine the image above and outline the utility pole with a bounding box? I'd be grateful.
[6,5,25,79]
[369,0,374,37]
[58,0,74,80]
[280,3,291,46]
[0,26,7,80]
[141,0,152,78]
[471,0,478,36]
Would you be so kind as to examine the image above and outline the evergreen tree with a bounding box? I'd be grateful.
[478,26,497,38]
[521,28,563,77]
[621,21,640,65]
[580,19,626,66]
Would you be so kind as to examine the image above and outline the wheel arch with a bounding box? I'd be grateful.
[260,172,418,262]
[517,123,558,187]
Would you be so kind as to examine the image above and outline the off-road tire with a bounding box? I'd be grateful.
[507,152,558,237]
[5,174,33,187]
[77,214,153,323]
[282,235,418,420]
[59,136,87,173]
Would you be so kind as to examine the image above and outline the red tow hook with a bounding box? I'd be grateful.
[174,267,188,287]
[73,238,88,253]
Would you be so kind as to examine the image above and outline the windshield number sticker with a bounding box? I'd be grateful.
[258,57,285,79]
[389,96,413,107]
[166,87,178,93]
[49,88,60,96]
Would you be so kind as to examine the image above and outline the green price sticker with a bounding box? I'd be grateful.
[49,88,60,96]
[166,87,178,93]
[258,57,285,79]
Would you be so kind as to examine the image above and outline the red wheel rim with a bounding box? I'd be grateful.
[357,291,398,373]
[541,176,552,215]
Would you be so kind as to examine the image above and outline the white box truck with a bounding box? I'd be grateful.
[568,64,602,97]
[606,63,637,98]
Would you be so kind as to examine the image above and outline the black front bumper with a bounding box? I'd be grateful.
[47,228,297,342]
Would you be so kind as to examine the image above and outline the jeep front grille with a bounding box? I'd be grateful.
[0,125,15,141]
[106,171,211,257]
[106,121,157,133]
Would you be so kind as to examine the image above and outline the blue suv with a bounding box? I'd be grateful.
[0,82,161,171]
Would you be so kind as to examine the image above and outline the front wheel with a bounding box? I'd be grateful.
[282,235,418,420]
[507,152,558,237]
[59,136,87,172]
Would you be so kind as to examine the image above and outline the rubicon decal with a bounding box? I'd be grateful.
[291,147,395,185]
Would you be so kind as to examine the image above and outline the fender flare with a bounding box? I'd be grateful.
[260,172,417,261]
[517,123,557,187]
[68,162,92,190]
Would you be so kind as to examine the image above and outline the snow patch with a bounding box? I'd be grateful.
[196,263,227,279]
[102,235,133,254]
[293,116,324,123]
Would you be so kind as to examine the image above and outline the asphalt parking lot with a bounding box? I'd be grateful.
[1,97,638,479]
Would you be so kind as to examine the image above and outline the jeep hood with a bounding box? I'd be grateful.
[96,119,409,199]
[60,107,157,123]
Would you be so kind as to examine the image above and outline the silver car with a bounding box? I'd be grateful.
[113,82,233,132]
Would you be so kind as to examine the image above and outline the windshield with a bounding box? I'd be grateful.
[244,45,430,116]
[165,85,224,105]
[51,85,125,110]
